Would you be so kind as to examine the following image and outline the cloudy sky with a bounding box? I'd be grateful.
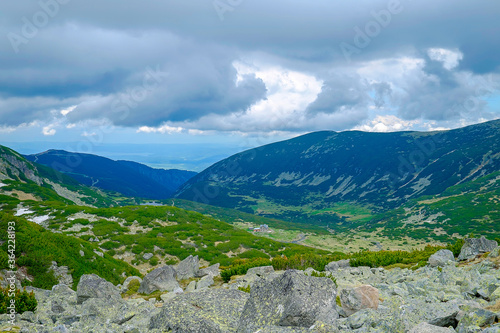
[1,0,499,165]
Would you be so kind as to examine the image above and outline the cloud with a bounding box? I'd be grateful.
[42,126,56,136]
[0,0,499,138]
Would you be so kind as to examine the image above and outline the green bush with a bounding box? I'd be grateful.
[149,256,159,266]
[0,286,37,314]
[447,238,465,257]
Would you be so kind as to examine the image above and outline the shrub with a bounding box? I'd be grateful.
[149,257,159,266]
[221,258,271,283]
[0,286,37,314]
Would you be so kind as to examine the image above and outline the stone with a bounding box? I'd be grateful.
[196,275,214,290]
[339,285,379,316]
[49,262,74,286]
[76,274,121,304]
[488,246,500,258]
[196,263,220,278]
[175,255,200,280]
[138,266,179,294]
[456,308,497,333]
[348,308,377,329]
[79,250,85,257]
[490,286,500,301]
[482,325,500,333]
[458,236,498,261]
[428,249,455,267]
[246,265,274,277]
[93,250,104,258]
[409,322,454,333]
[325,259,350,272]
[150,289,249,332]
[237,270,338,332]
[143,253,154,260]
[185,280,197,292]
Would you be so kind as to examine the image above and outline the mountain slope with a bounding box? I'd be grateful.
[26,150,196,200]
[175,120,500,230]
[0,145,116,207]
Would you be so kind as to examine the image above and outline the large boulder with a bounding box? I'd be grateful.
[237,270,338,332]
[138,266,179,294]
[76,274,121,304]
[246,265,274,277]
[428,249,455,267]
[196,263,220,278]
[150,289,249,332]
[458,236,498,261]
[196,275,215,290]
[409,322,454,333]
[339,285,379,316]
[325,259,350,272]
[176,255,200,280]
[456,308,497,333]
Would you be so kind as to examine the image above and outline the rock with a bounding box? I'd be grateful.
[93,249,104,257]
[185,280,197,293]
[237,270,338,332]
[339,285,379,316]
[150,289,249,332]
[76,274,121,304]
[79,250,85,257]
[196,275,214,290]
[49,262,74,286]
[483,325,500,333]
[488,246,500,258]
[176,255,200,280]
[348,308,377,329]
[160,287,184,303]
[246,265,274,277]
[456,308,497,333]
[428,249,455,267]
[490,286,500,301]
[458,236,498,261]
[409,322,454,332]
[325,259,350,272]
[196,263,220,278]
[138,266,179,294]
[143,253,154,260]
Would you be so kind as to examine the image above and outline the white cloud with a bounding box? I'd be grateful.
[137,125,183,134]
[355,115,420,132]
[427,48,464,70]
[61,105,77,116]
[42,126,56,136]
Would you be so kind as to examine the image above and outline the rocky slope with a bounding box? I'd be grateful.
[4,238,499,332]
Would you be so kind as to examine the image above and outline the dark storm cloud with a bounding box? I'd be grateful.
[0,0,498,130]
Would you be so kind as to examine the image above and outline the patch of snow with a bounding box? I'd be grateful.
[28,215,51,225]
[15,208,35,216]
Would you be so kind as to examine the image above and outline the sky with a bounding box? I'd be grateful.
[0,0,499,169]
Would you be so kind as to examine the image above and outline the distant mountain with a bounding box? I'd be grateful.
[26,150,196,200]
[0,145,115,207]
[175,120,500,232]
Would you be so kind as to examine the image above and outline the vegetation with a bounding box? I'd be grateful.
[0,286,37,314]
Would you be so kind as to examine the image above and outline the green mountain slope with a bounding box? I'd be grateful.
[175,120,500,236]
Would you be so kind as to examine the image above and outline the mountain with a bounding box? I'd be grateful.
[0,145,116,207]
[26,150,196,200]
[175,120,500,235]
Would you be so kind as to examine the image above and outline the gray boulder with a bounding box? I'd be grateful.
[458,236,498,261]
[456,308,497,333]
[488,246,500,258]
[76,274,121,304]
[49,262,74,286]
[339,285,379,316]
[176,255,200,280]
[246,265,274,277]
[150,289,249,332]
[237,270,338,332]
[196,263,221,278]
[409,322,454,332]
[138,266,179,294]
[143,253,154,260]
[428,249,455,267]
[325,259,350,272]
[196,275,214,290]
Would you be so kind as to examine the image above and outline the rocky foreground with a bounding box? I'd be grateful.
[2,238,500,332]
